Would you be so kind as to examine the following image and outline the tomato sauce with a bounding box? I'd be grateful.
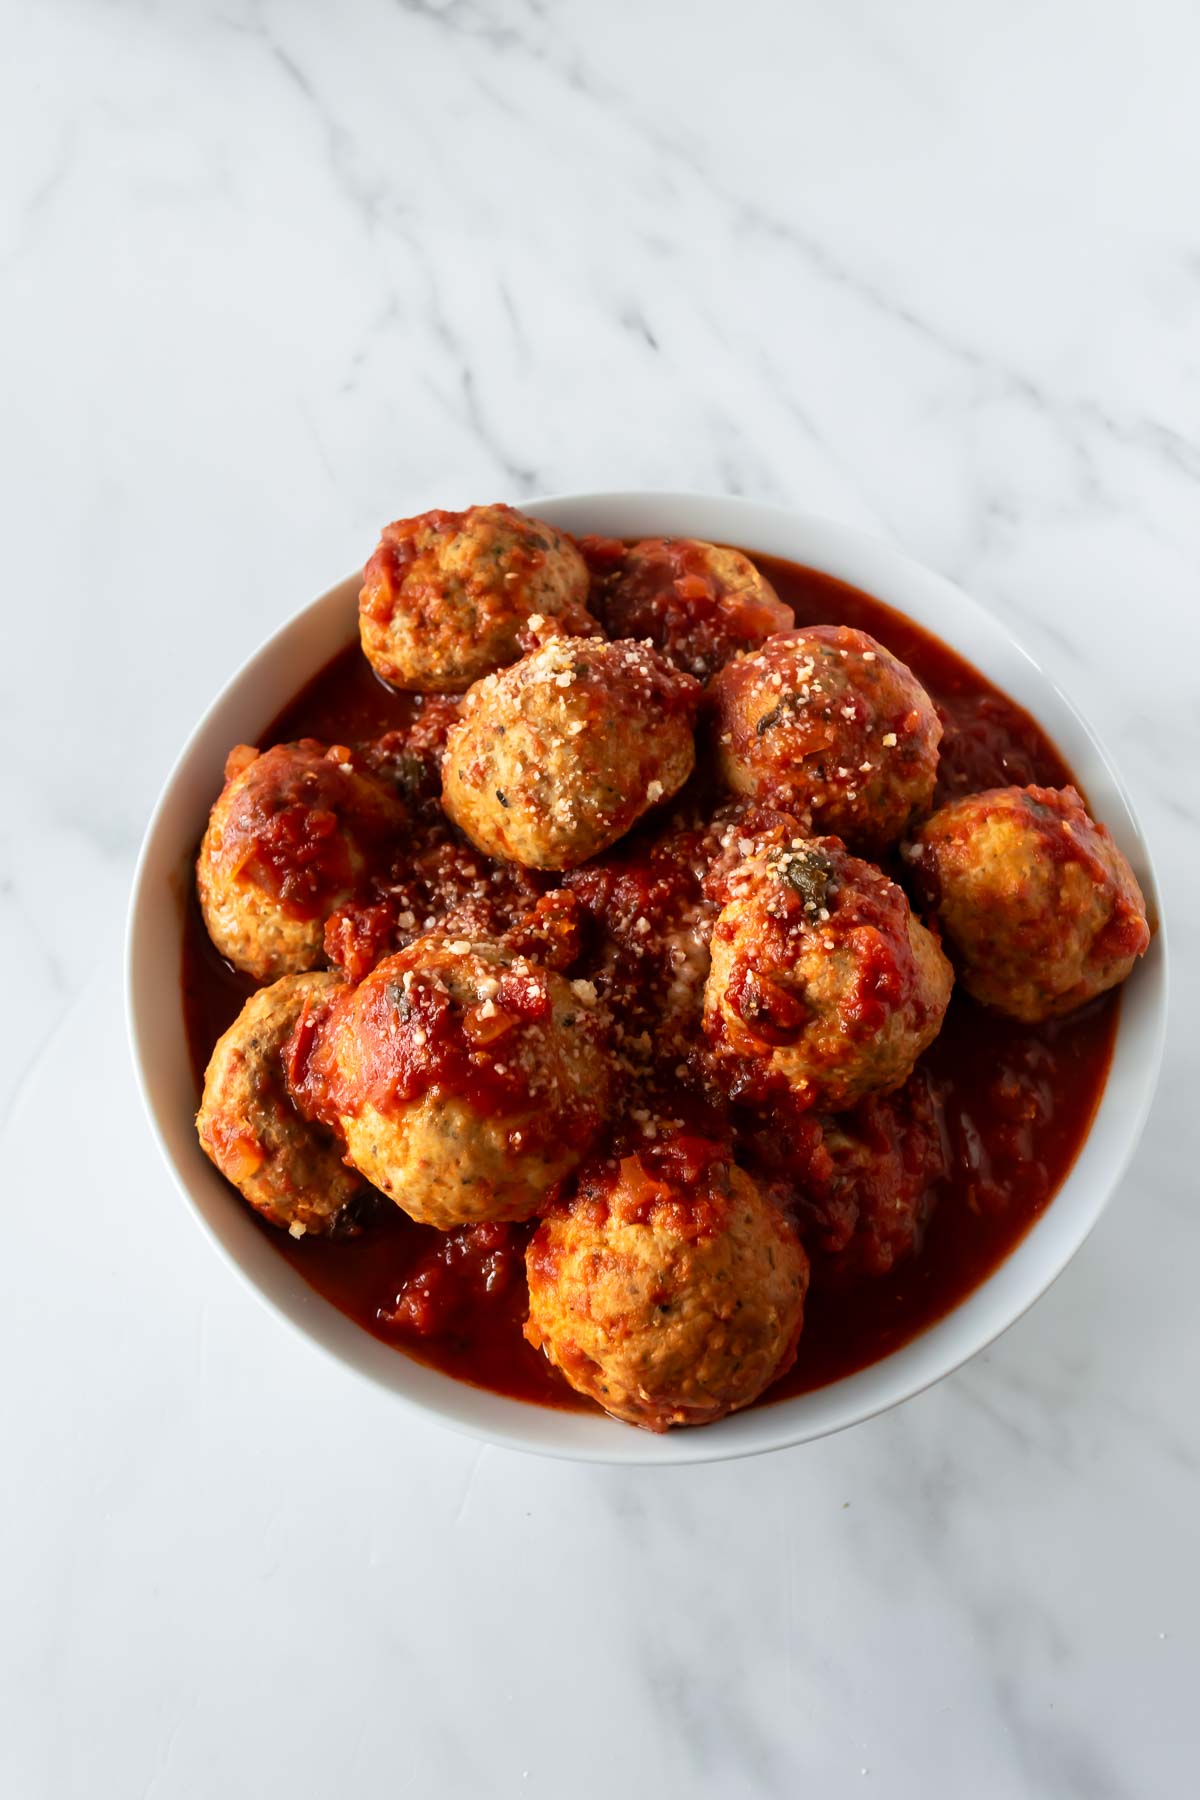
[181,550,1118,1415]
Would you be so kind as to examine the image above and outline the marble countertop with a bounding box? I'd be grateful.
[2,2,1197,1794]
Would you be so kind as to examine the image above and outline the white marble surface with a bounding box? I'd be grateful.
[2,1,1197,1793]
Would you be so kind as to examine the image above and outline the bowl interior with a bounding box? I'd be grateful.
[127,493,1167,1465]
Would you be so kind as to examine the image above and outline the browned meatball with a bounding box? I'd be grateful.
[196,972,364,1236]
[525,1137,809,1431]
[359,503,597,692]
[581,535,795,680]
[905,784,1150,1021]
[740,1073,946,1282]
[296,936,611,1230]
[197,740,406,982]
[704,836,952,1110]
[710,626,942,850]
[441,637,701,871]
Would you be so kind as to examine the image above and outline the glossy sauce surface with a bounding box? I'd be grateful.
[183,552,1118,1413]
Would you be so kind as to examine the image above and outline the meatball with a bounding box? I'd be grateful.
[739,1073,946,1281]
[710,626,942,850]
[564,811,726,1071]
[582,535,794,681]
[704,836,953,1110]
[905,784,1150,1021]
[441,637,701,871]
[359,503,597,692]
[197,740,406,982]
[524,1137,809,1431]
[302,936,611,1230]
[196,972,364,1236]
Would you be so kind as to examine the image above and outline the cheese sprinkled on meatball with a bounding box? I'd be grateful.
[710,626,941,851]
[442,636,700,870]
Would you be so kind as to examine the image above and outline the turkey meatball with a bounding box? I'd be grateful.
[300,936,611,1230]
[359,503,597,692]
[196,972,364,1236]
[197,740,406,982]
[741,1072,946,1281]
[905,784,1150,1021]
[525,1137,809,1431]
[704,836,952,1110]
[582,535,794,681]
[441,637,701,871]
[710,626,941,850]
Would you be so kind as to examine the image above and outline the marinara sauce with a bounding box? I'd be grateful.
[182,552,1118,1413]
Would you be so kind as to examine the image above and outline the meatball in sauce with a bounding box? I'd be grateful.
[291,935,611,1231]
[710,625,942,852]
[197,739,407,982]
[442,636,700,871]
[704,836,953,1111]
[905,784,1149,1021]
[581,534,794,681]
[197,971,365,1237]
[360,503,597,692]
[526,1136,809,1431]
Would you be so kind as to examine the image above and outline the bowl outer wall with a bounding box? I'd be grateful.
[126,492,1168,1466]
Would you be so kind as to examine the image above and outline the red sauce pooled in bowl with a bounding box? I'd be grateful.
[182,553,1118,1413]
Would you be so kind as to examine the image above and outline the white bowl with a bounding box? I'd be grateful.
[126,493,1167,1465]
